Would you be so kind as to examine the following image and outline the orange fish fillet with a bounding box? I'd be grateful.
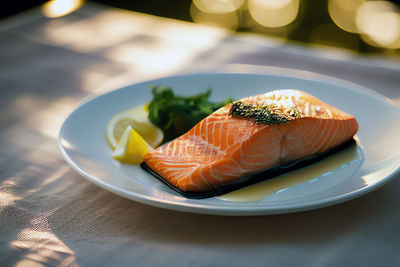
[143,89,358,193]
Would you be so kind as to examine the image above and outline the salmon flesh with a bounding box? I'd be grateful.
[143,89,358,193]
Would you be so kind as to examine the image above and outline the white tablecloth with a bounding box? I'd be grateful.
[1,3,399,267]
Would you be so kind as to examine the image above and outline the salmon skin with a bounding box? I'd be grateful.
[143,89,359,197]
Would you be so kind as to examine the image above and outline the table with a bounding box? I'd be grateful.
[1,2,399,266]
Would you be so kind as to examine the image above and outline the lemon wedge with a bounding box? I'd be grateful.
[106,104,163,150]
[112,126,152,164]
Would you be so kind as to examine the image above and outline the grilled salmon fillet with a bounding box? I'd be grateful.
[143,89,358,192]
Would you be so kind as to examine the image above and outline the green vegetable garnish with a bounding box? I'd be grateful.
[148,85,233,142]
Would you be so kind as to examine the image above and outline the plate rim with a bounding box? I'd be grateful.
[58,68,400,216]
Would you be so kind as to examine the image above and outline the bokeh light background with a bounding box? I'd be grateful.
[5,0,400,56]
[96,0,400,56]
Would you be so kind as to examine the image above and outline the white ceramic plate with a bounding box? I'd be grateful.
[59,70,400,216]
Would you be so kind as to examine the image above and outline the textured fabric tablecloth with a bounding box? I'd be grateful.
[1,3,400,267]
